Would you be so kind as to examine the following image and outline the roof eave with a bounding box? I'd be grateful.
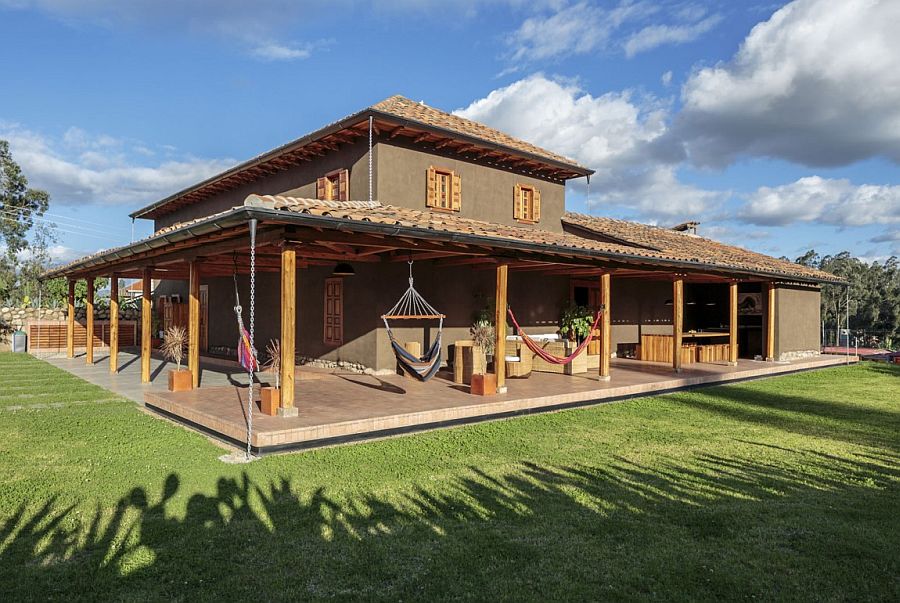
[47,207,843,285]
[129,108,592,222]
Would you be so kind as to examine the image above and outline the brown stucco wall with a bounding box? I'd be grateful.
[608,280,677,351]
[376,140,567,233]
[153,136,567,234]
[154,140,373,231]
[774,285,821,360]
[156,273,765,369]
[185,262,568,372]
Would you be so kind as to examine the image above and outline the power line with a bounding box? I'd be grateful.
[0,208,130,236]
[0,209,129,240]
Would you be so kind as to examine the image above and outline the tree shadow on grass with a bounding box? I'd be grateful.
[2,447,898,601]
[673,374,900,451]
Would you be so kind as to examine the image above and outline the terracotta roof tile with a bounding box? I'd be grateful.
[45,197,840,284]
[562,213,839,283]
[371,95,586,170]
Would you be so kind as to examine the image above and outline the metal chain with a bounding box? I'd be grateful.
[246,220,257,460]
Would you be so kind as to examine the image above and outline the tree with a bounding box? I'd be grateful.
[1,139,50,303]
[43,276,110,307]
[1,140,49,256]
[795,250,900,349]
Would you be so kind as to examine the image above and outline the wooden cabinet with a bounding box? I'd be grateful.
[640,334,732,365]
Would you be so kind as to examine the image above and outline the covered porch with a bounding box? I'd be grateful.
[42,196,839,450]
[139,354,850,453]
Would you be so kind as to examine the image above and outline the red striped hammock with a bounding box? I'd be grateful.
[507,308,602,365]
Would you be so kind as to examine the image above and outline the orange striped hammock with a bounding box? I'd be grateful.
[507,307,602,365]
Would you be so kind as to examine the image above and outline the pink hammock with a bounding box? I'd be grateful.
[507,307,602,365]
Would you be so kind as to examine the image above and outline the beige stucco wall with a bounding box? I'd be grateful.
[774,285,821,360]
[376,140,567,233]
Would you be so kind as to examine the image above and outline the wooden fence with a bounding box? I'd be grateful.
[26,320,138,353]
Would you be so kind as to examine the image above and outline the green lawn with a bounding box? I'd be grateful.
[1,353,898,601]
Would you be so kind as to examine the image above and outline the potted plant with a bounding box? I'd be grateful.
[469,320,494,374]
[161,326,191,391]
[260,339,281,416]
[559,304,594,343]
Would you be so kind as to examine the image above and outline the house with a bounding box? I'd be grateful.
[45,95,840,432]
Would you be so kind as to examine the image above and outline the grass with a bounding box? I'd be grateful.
[0,352,898,601]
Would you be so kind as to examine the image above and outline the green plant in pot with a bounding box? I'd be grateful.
[559,304,594,343]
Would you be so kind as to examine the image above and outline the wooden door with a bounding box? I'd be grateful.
[199,285,209,352]
[324,278,343,345]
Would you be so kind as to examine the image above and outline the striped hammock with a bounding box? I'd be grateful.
[382,262,444,382]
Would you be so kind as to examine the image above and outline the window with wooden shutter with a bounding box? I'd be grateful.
[324,278,343,345]
[514,184,540,223]
[426,166,460,211]
[317,169,349,201]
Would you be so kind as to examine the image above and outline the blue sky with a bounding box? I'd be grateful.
[1,0,898,264]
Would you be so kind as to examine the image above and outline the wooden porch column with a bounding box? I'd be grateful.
[109,275,119,373]
[599,272,611,380]
[728,281,738,365]
[85,277,95,365]
[494,263,508,392]
[141,268,152,383]
[188,261,200,388]
[766,282,776,361]
[66,279,75,358]
[672,278,684,373]
[279,246,297,416]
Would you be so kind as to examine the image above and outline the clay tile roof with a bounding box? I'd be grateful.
[44,196,840,283]
[562,212,841,283]
[371,95,587,170]
[247,196,839,282]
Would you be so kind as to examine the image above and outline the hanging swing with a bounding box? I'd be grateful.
[382,261,445,381]
[232,253,259,373]
[507,307,602,365]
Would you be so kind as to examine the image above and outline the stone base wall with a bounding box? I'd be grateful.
[777,349,820,362]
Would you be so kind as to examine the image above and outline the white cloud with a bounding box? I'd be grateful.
[507,1,654,62]
[661,70,673,87]
[250,43,312,61]
[0,123,234,207]
[741,176,900,227]
[624,13,721,57]
[676,0,900,167]
[455,74,724,221]
[504,1,721,66]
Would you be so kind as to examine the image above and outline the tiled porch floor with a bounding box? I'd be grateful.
[137,354,853,453]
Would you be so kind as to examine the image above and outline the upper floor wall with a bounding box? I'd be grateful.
[153,138,568,234]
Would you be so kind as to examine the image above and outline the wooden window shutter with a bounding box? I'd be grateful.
[338,169,349,201]
[316,176,327,201]
[451,171,461,211]
[533,187,541,222]
[426,166,437,208]
[513,184,523,220]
